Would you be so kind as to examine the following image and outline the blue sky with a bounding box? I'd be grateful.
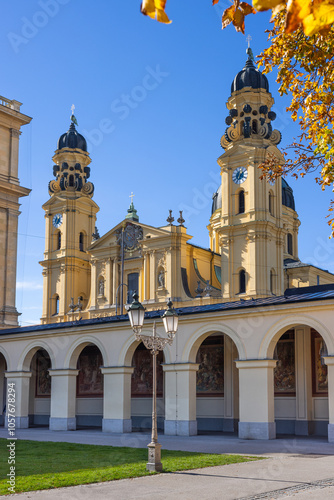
[2,1,333,326]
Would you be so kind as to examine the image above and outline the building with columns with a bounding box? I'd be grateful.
[1,52,334,442]
[0,96,31,328]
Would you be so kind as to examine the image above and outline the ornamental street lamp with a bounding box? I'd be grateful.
[127,293,178,472]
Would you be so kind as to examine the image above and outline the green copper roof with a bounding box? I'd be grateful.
[125,201,139,222]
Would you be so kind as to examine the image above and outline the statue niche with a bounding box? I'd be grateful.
[157,267,165,289]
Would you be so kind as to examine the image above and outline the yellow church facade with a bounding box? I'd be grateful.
[1,53,334,442]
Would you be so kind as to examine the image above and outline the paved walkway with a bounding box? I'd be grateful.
[1,428,334,499]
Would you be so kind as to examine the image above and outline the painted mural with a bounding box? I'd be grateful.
[131,344,163,396]
[312,332,328,394]
[274,333,296,395]
[196,336,224,395]
[77,346,103,397]
[35,350,51,397]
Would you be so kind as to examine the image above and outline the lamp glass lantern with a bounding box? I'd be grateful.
[162,299,178,337]
[127,292,145,332]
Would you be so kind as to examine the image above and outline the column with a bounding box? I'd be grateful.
[295,327,313,435]
[9,128,21,180]
[143,252,149,301]
[5,371,32,428]
[101,366,134,433]
[149,251,156,301]
[163,362,199,436]
[112,258,117,305]
[223,336,236,432]
[324,356,334,443]
[90,260,97,308]
[49,369,78,431]
[105,258,112,305]
[236,359,277,439]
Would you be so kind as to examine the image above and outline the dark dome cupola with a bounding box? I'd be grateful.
[231,50,269,93]
[221,48,281,151]
[48,115,94,197]
[57,122,87,152]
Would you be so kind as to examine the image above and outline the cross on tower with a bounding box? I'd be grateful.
[246,35,252,48]
[71,104,75,116]
[129,192,135,204]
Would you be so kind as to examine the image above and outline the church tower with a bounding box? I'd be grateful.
[209,50,300,300]
[41,117,99,323]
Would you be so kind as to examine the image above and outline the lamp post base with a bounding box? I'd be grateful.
[147,442,162,472]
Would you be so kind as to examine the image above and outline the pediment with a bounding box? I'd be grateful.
[88,219,172,254]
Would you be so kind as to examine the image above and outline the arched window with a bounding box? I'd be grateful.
[69,175,74,187]
[252,120,258,134]
[79,232,84,252]
[238,190,245,214]
[269,192,274,216]
[270,270,275,294]
[57,231,61,250]
[127,272,139,303]
[287,233,293,255]
[54,295,59,315]
[239,269,246,294]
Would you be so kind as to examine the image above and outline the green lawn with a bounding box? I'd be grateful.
[0,438,261,495]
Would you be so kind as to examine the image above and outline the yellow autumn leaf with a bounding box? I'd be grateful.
[285,0,311,33]
[252,0,286,12]
[141,0,172,24]
[221,1,255,33]
[302,1,334,36]
[222,5,235,29]
[240,2,256,15]
[233,7,245,33]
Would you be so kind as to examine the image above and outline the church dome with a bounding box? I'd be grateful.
[211,178,296,215]
[231,54,269,93]
[57,122,87,152]
[282,178,295,210]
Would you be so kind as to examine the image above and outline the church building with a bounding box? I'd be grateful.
[0,52,334,442]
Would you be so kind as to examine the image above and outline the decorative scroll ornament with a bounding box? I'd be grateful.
[48,180,61,194]
[221,99,282,150]
[82,181,94,196]
[269,129,282,145]
[137,333,172,355]
[115,221,143,252]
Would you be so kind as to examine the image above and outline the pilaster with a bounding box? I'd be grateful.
[223,336,237,431]
[236,359,277,439]
[163,362,199,436]
[295,327,313,435]
[324,356,334,443]
[100,366,134,433]
[5,371,32,428]
[49,369,79,430]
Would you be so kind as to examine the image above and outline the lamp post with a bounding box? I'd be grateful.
[127,293,178,472]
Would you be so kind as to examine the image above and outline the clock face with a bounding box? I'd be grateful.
[232,166,248,184]
[52,213,63,228]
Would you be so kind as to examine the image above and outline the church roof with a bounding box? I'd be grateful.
[231,51,269,93]
[57,122,87,152]
[2,284,334,335]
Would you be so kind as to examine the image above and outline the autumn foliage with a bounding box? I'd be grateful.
[140,0,334,233]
